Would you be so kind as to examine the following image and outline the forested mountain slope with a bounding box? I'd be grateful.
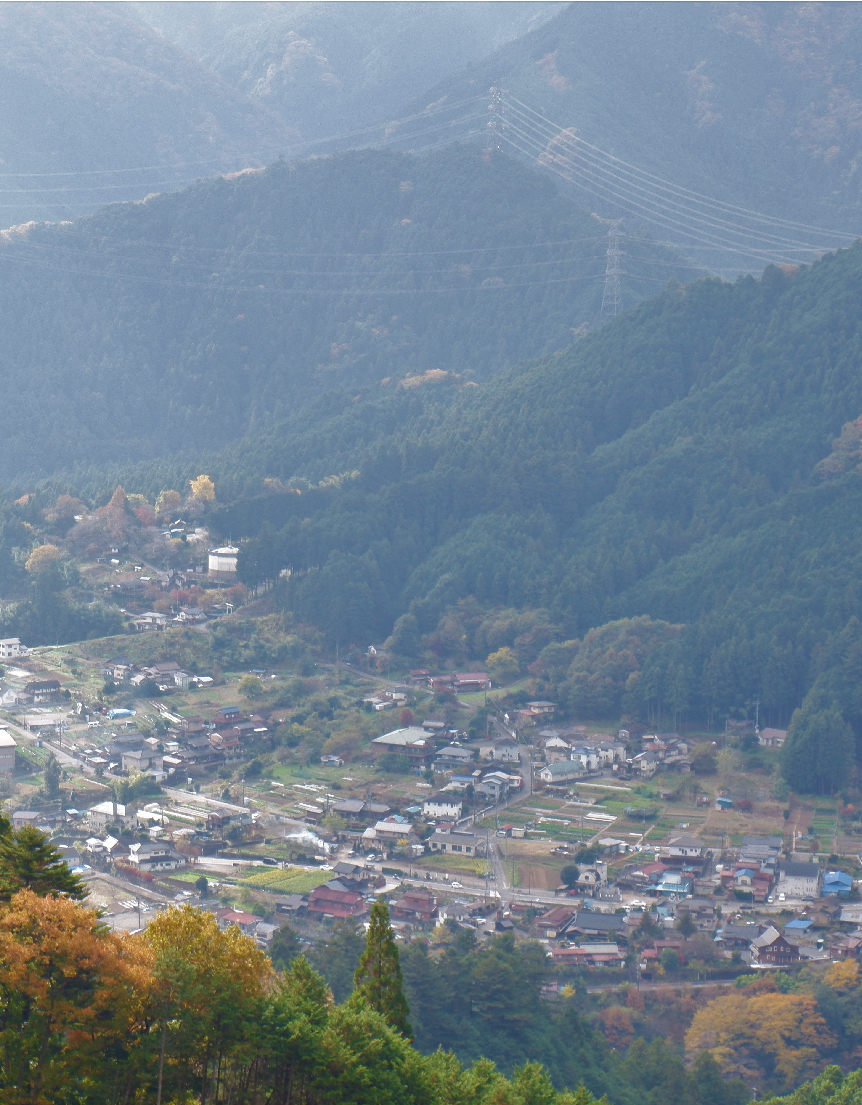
[409,2,862,233]
[128,1,563,144]
[0,144,691,480]
[0,2,294,226]
[194,243,862,729]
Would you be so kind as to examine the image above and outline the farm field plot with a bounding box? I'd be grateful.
[241,867,331,894]
[414,854,490,876]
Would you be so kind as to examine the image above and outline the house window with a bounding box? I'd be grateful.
[453,845,462,852]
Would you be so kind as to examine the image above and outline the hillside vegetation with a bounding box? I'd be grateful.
[178,242,862,739]
[130,1,564,143]
[410,2,862,230]
[0,2,293,225]
[0,144,690,479]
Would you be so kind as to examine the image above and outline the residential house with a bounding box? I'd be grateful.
[369,816,415,846]
[538,761,583,786]
[823,871,854,897]
[371,726,435,770]
[434,744,477,772]
[778,861,821,900]
[715,922,767,951]
[23,714,62,733]
[536,906,576,936]
[0,730,15,774]
[0,637,26,659]
[784,918,814,940]
[640,939,686,970]
[475,770,514,801]
[87,801,138,832]
[452,673,492,692]
[210,728,241,754]
[479,736,520,762]
[673,898,716,929]
[24,679,61,704]
[133,612,169,632]
[570,747,601,773]
[216,908,259,935]
[253,922,278,948]
[423,794,463,820]
[12,810,42,829]
[804,898,844,928]
[121,748,164,775]
[390,890,438,923]
[126,842,184,872]
[330,799,391,826]
[751,926,800,967]
[552,944,625,968]
[758,728,788,749]
[831,934,862,959]
[428,829,482,856]
[840,904,862,926]
[526,700,556,715]
[306,885,368,920]
[739,836,783,870]
[632,751,658,777]
[215,706,242,726]
[663,834,706,863]
[543,736,572,762]
[655,872,693,899]
[567,912,626,939]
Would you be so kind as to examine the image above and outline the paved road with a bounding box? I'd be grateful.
[586,978,738,994]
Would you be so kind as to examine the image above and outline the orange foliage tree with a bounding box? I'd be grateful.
[685,980,836,1091]
[0,890,153,1105]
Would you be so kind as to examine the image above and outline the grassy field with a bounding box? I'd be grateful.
[413,854,490,876]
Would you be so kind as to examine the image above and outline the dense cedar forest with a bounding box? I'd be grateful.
[190,243,862,749]
[0,144,690,480]
[4,229,862,782]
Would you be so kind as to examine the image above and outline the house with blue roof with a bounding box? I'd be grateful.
[823,870,853,897]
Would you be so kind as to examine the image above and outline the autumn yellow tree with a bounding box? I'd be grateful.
[685,982,836,1090]
[189,474,216,502]
[155,489,182,518]
[144,905,272,1103]
[822,958,860,992]
[0,890,152,1105]
[25,544,60,574]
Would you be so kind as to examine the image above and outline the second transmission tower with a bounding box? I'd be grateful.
[592,214,624,318]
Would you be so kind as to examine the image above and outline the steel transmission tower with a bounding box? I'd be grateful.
[599,218,624,318]
[487,86,502,150]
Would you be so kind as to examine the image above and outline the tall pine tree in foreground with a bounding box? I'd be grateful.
[353,898,412,1038]
[0,817,86,901]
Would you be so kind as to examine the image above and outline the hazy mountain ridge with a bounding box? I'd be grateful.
[403,2,862,233]
[129,1,565,141]
[0,143,693,481]
[0,1,295,226]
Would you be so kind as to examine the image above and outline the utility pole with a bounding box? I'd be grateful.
[487,85,502,151]
[592,214,624,318]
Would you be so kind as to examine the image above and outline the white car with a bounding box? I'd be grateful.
[778,892,786,901]
[451,881,463,889]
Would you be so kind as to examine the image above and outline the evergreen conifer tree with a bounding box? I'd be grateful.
[0,822,86,901]
[353,898,412,1038]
